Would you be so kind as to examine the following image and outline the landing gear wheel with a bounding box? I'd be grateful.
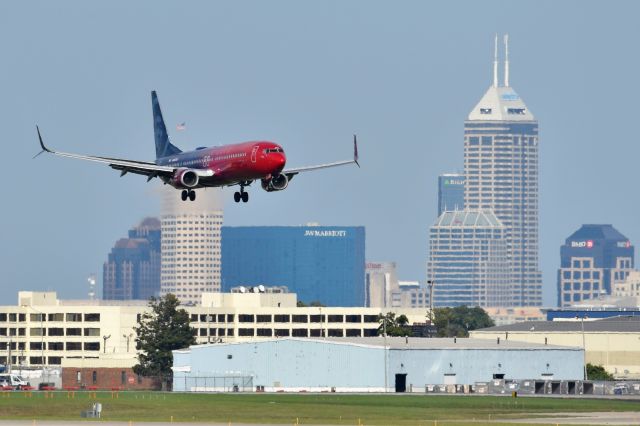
[181,190,188,201]
[234,192,241,203]
[241,192,249,203]
[188,190,196,201]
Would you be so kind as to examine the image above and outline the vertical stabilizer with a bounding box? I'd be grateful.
[152,91,182,159]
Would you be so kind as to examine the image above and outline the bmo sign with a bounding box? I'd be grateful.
[571,240,594,248]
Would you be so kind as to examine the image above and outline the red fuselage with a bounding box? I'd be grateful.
[158,141,286,188]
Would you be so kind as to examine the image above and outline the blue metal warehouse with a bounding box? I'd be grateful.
[172,337,584,392]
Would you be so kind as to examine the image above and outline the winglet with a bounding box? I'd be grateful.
[353,134,359,168]
[33,125,53,158]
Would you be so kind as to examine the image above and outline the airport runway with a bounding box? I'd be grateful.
[501,411,640,425]
[0,422,332,426]
[2,412,640,426]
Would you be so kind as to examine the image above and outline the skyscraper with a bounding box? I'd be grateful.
[365,262,429,308]
[160,187,223,304]
[103,217,161,300]
[222,225,365,306]
[365,262,397,308]
[428,210,509,307]
[557,224,634,307]
[464,35,542,306]
[437,174,465,216]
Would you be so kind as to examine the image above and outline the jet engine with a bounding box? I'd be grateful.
[261,174,289,192]
[171,168,199,188]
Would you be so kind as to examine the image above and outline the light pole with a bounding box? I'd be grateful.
[427,280,435,324]
[103,335,111,354]
[7,336,12,374]
[122,333,133,352]
[581,315,587,380]
[383,316,388,393]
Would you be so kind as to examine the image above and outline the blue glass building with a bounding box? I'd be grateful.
[437,174,465,216]
[103,218,161,300]
[222,226,365,306]
[557,224,634,307]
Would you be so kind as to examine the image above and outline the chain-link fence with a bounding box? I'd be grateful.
[174,375,254,392]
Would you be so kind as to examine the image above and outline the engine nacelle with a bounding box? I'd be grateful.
[171,168,199,188]
[261,174,289,192]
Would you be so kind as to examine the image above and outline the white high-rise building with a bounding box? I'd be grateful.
[463,35,542,306]
[160,187,224,304]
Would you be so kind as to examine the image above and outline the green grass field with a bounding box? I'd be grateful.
[0,391,637,425]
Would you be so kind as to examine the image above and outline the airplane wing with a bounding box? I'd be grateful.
[282,135,359,176]
[35,126,177,180]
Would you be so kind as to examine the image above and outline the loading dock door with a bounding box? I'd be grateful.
[395,374,407,393]
[443,374,457,385]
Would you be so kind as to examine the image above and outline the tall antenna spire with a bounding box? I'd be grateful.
[493,34,498,87]
[504,34,510,87]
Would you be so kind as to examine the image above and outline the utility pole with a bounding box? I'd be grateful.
[427,280,435,324]
[7,336,12,374]
[383,317,387,393]
[581,316,587,380]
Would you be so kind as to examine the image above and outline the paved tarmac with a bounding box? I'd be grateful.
[500,411,640,425]
[0,404,640,426]
[0,422,314,426]
[1,411,640,426]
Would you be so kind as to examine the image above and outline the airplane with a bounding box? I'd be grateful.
[35,91,359,203]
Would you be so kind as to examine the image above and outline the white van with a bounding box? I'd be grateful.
[0,374,30,389]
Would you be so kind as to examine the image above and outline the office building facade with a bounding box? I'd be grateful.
[222,226,365,306]
[160,188,223,305]
[365,263,428,308]
[437,174,465,216]
[463,36,542,306]
[391,281,429,309]
[365,262,397,307]
[103,218,161,300]
[0,291,427,370]
[557,224,634,307]
[428,210,509,307]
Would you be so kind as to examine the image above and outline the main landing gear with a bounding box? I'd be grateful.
[181,189,196,201]
[234,185,249,203]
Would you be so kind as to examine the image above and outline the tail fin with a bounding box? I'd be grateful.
[152,91,182,159]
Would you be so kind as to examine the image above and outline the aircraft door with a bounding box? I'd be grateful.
[251,146,259,163]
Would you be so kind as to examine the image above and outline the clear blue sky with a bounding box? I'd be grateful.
[3,1,639,305]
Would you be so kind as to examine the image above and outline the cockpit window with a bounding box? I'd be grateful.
[264,148,284,154]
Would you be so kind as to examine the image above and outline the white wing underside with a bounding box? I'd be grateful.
[283,159,357,175]
[39,138,212,178]
[47,150,174,173]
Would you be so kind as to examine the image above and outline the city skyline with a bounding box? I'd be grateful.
[5,1,640,306]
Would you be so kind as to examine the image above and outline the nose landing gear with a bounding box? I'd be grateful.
[181,189,196,201]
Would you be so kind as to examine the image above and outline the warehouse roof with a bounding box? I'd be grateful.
[321,337,577,350]
[472,315,640,333]
[185,336,579,351]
